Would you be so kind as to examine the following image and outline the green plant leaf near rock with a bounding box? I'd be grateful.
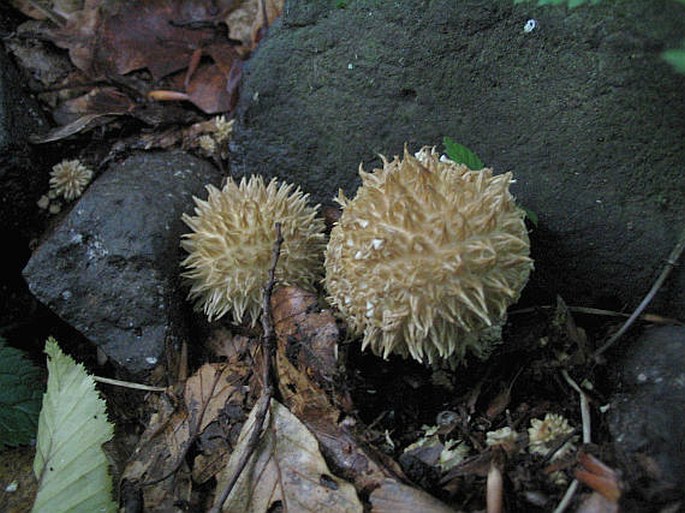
[0,337,43,447]
[662,41,685,74]
[442,136,484,170]
[32,337,116,513]
[442,137,539,226]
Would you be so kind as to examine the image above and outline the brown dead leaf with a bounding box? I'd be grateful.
[184,59,239,114]
[272,286,341,389]
[122,361,249,510]
[275,322,404,496]
[47,0,235,80]
[251,0,284,45]
[370,478,459,513]
[184,362,248,434]
[214,398,363,512]
[121,392,193,511]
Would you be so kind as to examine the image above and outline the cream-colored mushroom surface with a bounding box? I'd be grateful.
[325,146,533,363]
[181,175,326,325]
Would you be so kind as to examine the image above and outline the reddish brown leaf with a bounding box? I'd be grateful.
[47,0,235,80]
[185,62,236,114]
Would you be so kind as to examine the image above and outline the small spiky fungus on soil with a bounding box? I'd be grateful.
[324,146,533,363]
[49,159,94,201]
[181,175,326,325]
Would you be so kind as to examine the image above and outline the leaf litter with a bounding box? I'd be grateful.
[8,0,282,145]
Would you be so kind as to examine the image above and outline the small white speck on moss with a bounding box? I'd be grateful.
[523,19,537,33]
[145,356,158,365]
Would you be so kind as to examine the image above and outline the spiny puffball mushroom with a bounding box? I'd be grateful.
[181,175,326,325]
[324,146,533,363]
[49,159,94,201]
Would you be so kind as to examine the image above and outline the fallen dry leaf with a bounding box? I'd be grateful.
[46,0,235,80]
[370,478,459,513]
[274,310,404,496]
[121,392,193,512]
[214,398,363,513]
[184,362,248,434]
[272,286,341,389]
[121,361,249,511]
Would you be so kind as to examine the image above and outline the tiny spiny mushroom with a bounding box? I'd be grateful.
[324,145,533,364]
[180,175,326,325]
[49,159,94,201]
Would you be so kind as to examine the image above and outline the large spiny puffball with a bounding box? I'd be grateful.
[181,175,326,325]
[324,146,533,363]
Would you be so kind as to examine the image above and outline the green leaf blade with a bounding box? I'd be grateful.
[442,136,484,170]
[31,337,116,513]
[0,337,43,447]
[662,44,685,74]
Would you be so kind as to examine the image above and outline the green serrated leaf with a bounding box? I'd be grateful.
[442,136,484,170]
[0,337,43,447]
[32,337,116,513]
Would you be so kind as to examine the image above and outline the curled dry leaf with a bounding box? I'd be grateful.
[271,291,404,495]
[120,393,192,512]
[214,399,363,513]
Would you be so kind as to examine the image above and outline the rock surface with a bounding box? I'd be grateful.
[23,151,221,374]
[230,0,685,319]
[607,325,685,503]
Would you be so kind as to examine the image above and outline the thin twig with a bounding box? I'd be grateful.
[552,370,593,513]
[209,223,283,513]
[93,375,166,392]
[594,226,685,358]
[561,370,591,445]
[553,479,579,513]
[509,305,682,325]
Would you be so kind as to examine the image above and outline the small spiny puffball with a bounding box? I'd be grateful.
[528,413,577,460]
[49,159,94,201]
[486,427,519,453]
[181,175,326,325]
[214,115,234,144]
[325,146,533,363]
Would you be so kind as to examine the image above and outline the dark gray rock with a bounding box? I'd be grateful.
[230,0,685,319]
[23,151,221,374]
[607,326,685,501]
